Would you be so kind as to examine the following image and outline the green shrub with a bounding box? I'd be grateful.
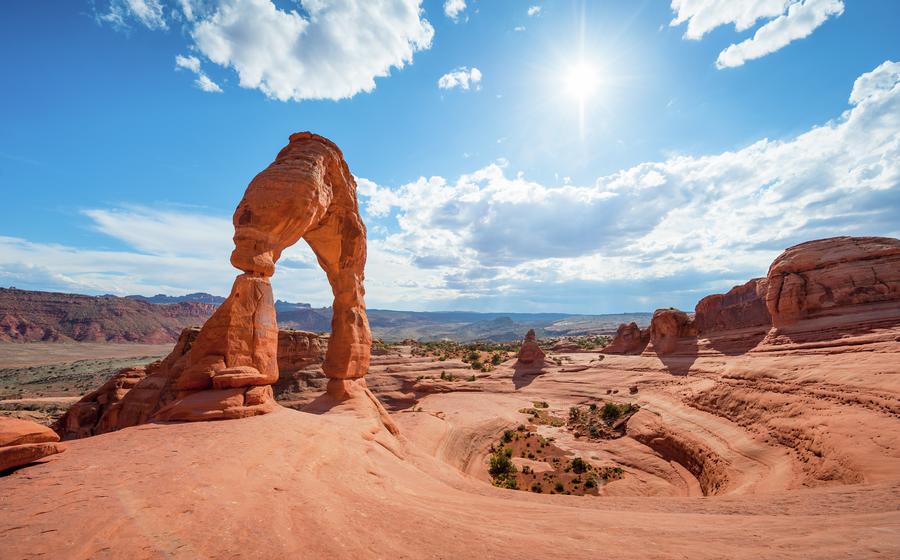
[531,482,542,493]
[571,457,589,474]
[554,481,564,493]
[471,360,482,370]
[602,402,621,423]
[501,430,515,443]
[491,353,502,365]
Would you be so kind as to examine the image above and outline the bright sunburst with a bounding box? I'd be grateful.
[563,60,599,102]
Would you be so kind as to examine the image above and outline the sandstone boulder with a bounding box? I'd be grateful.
[648,309,697,355]
[601,322,648,354]
[765,237,900,327]
[694,278,771,334]
[517,329,545,365]
[0,417,65,472]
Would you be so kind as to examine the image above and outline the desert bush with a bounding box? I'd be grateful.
[554,481,565,493]
[571,457,589,474]
[531,482,542,493]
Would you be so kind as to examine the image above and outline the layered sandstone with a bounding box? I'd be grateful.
[647,309,697,355]
[517,329,545,365]
[54,327,326,440]
[51,132,374,427]
[765,236,900,327]
[0,287,215,343]
[694,278,771,334]
[601,322,648,354]
[0,417,65,472]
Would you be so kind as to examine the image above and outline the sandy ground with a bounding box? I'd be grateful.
[0,343,174,368]
[1,317,899,558]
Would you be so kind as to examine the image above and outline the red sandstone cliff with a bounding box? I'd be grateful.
[0,288,216,343]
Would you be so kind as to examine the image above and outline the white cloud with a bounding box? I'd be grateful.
[527,6,541,17]
[443,0,466,21]
[175,54,201,73]
[195,73,224,92]
[99,0,168,30]
[98,0,434,102]
[438,67,482,91]
[3,63,898,311]
[354,60,900,304]
[514,26,526,32]
[175,54,223,93]
[716,0,844,69]
[670,0,790,39]
[670,0,843,69]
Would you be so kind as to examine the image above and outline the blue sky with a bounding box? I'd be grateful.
[1,0,899,313]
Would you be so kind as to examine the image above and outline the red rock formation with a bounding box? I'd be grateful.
[54,327,327,439]
[52,132,373,427]
[765,237,900,327]
[601,322,648,354]
[694,278,771,334]
[0,287,215,343]
[0,417,65,472]
[647,309,697,355]
[517,329,545,365]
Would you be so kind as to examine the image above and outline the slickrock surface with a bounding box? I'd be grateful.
[601,321,648,354]
[0,416,65,472]
[516,328,545,365]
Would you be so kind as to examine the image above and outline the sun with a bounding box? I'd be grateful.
[563,60,600,101]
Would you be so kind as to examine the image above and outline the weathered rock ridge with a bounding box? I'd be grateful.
[601,322,648,354]
[694,278,771,333]
[765,236,900,327]
[602,236,899,357]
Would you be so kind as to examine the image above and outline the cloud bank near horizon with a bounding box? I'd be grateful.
[1,62,898,313]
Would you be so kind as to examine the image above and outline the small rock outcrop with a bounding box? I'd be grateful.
[601,322,648,354]
[765,237,900,327]
[517,329,546,365]
[1,417,65,472]
[647,309,697,355]
[694,278,771,334]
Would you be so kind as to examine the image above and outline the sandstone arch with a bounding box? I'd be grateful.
[168,132,371,411]
[70,132,376,426]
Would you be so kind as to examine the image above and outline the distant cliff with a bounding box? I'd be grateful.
[0,288,216,343]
